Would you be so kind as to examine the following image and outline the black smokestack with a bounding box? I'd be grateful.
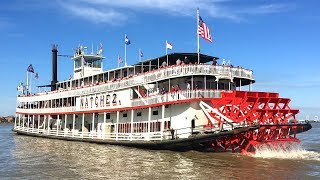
[51,44,58,91]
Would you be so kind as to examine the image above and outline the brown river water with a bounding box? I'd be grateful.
[0,124,319,179]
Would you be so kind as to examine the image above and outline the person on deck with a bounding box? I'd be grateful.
[176,58,181,65]
[184,56,190,64]
[161,61,167,68]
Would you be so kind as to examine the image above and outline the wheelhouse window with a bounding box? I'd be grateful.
[75,59,81,68]
[92,60,102,68]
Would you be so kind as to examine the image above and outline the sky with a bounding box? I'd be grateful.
[0,0,319,119]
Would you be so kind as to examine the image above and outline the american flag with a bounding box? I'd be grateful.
[198,16,212,43]
[118,56,123,64]
[98,43,103,55]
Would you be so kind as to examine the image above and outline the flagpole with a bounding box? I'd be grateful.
[26,71,29,95]
[124,34,127,67]
[139,48,141,62]
[82,55,85,77]
[166,40,168,65]
[91,41,93,55]
[30,73,32,94]
[118,55,120,68]
[197,8,200,64]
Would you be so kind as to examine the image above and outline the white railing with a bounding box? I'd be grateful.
[16,90,222,113]
[131,89,222,106]
[14,126,164,141]
[16,106,76,114]
[17,65,253,102]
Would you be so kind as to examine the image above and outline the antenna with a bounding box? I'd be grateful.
[91,42,93,55]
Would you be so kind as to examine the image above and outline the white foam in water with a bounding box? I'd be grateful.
[252,142,320,161]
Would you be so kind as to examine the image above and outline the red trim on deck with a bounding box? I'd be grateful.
[16,98,212,115]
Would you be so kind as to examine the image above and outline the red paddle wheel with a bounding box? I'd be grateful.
[206,91,309,153]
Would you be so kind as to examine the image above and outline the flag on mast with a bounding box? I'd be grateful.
[27,64,34,73]
[118,55,123,64]
[125,35,131,45]
[166,41,173,50]
[34,73,38,79]
[97,43,103,55]
[198,16,213,43]
[140,49,143,57]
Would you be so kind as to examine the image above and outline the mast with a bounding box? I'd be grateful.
[197,8,200,64]
[124,34,127,67]
[26,71,29,94]
[139,48,141,62]
[166,40,168,65]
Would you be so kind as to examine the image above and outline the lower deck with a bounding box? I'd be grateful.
[14,101,224,142]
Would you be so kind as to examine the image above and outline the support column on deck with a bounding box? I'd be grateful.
[191,75,194,90]
[56,115,59,136]
[148,107,151,141]
[92,113,95,138]
[32,115,35,132]
[43,115,46,132]
[64,114,67,137]
[204,75,206,90]
[130,109,134,141]
[249,80,252,91]
[161,105,165,140]
[27,114,30,132]
[72,114,75,137]
[22,115,25,129]
[47,115,51,134]
[38,115,40,133]
[18,114,21,128]
[82,113,85,138]
[103,112,106,139]
[216,79,219,90]
[14,115,17,128]
[239,78,242,91]
[116,111,119,141]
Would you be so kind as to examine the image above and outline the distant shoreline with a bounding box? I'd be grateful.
[0,116,14,124]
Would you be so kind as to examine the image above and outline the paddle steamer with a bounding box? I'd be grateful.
[13,45,311,152]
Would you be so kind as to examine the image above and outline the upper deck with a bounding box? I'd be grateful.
[17,63,254,102]
[16,52,255,114]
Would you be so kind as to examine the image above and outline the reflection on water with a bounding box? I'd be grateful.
[0,124,319,179]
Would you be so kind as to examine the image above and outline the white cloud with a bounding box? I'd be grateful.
[236,3,296,15]
[59,2,127,25]
[57,0,295,25]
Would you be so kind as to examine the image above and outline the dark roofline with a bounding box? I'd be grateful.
[134,52,219,66]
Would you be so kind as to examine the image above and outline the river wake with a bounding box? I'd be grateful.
[252,142,320,161]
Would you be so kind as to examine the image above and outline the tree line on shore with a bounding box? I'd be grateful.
[0,116,14,123]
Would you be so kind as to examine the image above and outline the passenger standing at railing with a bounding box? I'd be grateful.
[222,59,226,66]
[176,58,181,65]
[184,56,189,64]
[176,84,181,99]
[169,127,175,140]
[170,85,175,99]
[161,61,167,68]
[186,82,191,98]
[212,58,218,65]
